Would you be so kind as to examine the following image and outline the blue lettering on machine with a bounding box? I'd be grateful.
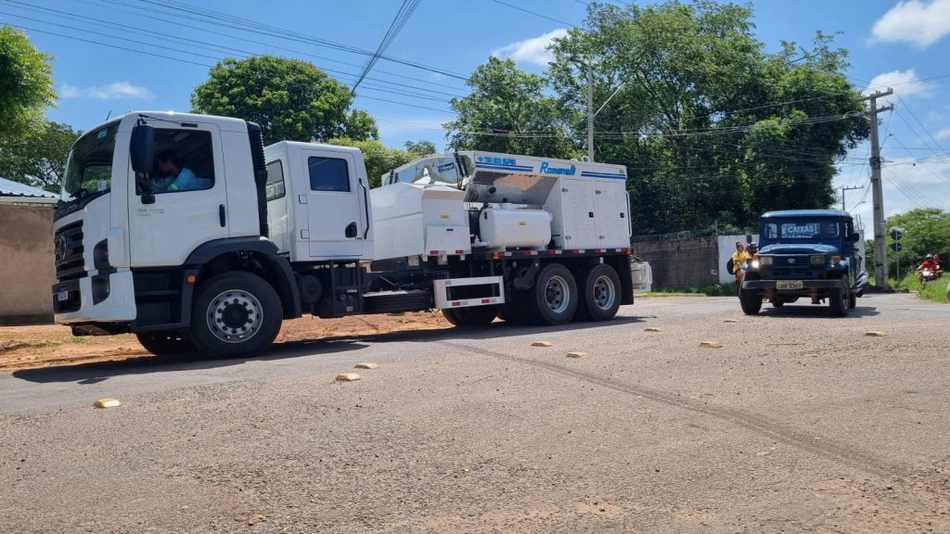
[539,162,576,176]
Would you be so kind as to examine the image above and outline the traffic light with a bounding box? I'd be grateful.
[890,228,903,241]
[891,242,902,252]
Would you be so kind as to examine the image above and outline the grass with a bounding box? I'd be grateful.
[640,282,738,297]
[892,272,950,304]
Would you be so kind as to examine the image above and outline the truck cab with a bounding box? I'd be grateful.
[740,209,868,317]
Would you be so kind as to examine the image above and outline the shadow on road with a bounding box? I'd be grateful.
[10,315,648,385]
[757,302,880,318]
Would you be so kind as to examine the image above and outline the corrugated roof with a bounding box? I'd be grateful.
[0,177,58,199]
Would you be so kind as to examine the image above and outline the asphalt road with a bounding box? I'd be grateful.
[2,293,949,533]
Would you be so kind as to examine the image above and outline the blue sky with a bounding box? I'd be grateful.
[3,0,950,224]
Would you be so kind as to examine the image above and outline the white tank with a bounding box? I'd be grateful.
[479,207,552,250]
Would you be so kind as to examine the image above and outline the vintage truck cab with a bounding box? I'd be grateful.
[740,209,868,317]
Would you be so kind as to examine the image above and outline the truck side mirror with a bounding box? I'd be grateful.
[130,124,155,174]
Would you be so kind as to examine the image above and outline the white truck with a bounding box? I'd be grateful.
[51,111,635,358]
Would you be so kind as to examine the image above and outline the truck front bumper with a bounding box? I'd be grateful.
[742,279,843,291]
[53,269,137,325]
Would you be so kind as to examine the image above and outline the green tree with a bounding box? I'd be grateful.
[404,140,437,155]
[547,2,868,234]
[343,109,379,141]
[884,208,950,278]
[326,138,414,188]
[445,57,577,158]
[0,122,79,192]
[191,55,353,145]
[0,26,56,143]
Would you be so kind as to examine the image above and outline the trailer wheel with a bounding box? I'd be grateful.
[576,264,622,321]
[739,289,762,315]
[136,332,194,357]
[190,272,282,359]
[529,263,578,325]
[442,306,498,327]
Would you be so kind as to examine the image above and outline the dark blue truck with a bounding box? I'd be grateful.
[740,209,869,317]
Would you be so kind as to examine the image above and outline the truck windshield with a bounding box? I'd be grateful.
[764,220,841,240]
[62,120,119,199]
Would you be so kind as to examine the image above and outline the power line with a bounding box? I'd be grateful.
[353,0,421,91]
[489,0,577,27]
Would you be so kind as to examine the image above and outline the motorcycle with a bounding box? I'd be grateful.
[919,267,940,286]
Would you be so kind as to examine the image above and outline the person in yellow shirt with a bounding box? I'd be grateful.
[731,241,752,283]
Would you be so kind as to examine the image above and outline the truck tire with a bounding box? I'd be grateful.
[848,292,857,309]
[576,264,622,321]
[442,306,498,327]
[829,277,850,318]
[190,272,283,359]
[771,300,784,308]
[136,332,194,357]
[498,291,536,325]
[739,289,762,315]
[528,263,578,325]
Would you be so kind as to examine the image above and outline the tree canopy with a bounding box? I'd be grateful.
[191,55,373,145]
[0,121,79,192]
[0,26,56,143]
[446,1,869,235]
[879,208,950,278]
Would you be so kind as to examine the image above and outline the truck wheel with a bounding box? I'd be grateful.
[442,306,497,327]
[576,264,622,321]
[829,277,850,317]
[190,272,282,359]
[136,332,193,357]
[848,292,857,309]
[739,289,762,315]
[771,299,784,308]
[529,263,578,325]
[499,291,535,325]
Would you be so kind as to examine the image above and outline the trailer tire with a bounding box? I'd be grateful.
[136,332,194,357]
[442,306,497,327]
[190,272,282,359]
[739,289,762,315]
[576,264,622,321]
[529,263,578,325]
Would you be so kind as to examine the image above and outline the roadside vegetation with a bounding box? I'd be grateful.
[641,283,738,297]
[892,273,950,304]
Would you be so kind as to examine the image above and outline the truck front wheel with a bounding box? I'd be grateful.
[190,272,283,358]
[829,277,851,318]
[136,332,194,357]
[442,306,498,327]
[739,288,762,315]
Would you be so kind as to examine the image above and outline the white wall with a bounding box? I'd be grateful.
[717,234,759,284]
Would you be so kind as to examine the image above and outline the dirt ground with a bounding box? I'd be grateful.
[0,311,451,372]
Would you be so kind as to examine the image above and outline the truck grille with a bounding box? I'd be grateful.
[54,221,85,281]
[766,255,823,280]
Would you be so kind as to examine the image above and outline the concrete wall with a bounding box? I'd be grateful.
[717,234,760,284]
[0,204,54,324]
[632,235,719,290]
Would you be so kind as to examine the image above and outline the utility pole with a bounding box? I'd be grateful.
[586,62,594,162]
[858,88,894,288]
[838,185,863,211]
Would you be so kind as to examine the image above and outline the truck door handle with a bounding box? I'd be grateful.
[141,194,155,205]
[219,204,226,227]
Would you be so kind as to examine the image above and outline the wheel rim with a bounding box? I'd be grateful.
[206,289,263,344]
[592,274,617,311]
[544,275,571,314]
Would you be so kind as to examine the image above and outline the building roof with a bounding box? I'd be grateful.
[0,177,58,204]
[761,209,850,219]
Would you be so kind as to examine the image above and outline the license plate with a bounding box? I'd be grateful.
[776,281,803,290]
[57,289,69,302]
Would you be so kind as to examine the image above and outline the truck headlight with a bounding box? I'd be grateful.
[831,255,841,264]
[759,256,773,266]
[750,260,760,269]
[811,255,826,265]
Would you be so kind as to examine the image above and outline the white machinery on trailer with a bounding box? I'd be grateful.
[51,111,635,358]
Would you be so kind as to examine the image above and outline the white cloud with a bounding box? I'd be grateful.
[491,29,568,66]
[871,0,950,48]
[863,69,935,99]
[60,81,154,101]
[936,128,950,140]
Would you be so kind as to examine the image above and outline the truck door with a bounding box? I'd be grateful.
[128,125,229,267]
[301,147,365,259]
[561,178,598,250]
